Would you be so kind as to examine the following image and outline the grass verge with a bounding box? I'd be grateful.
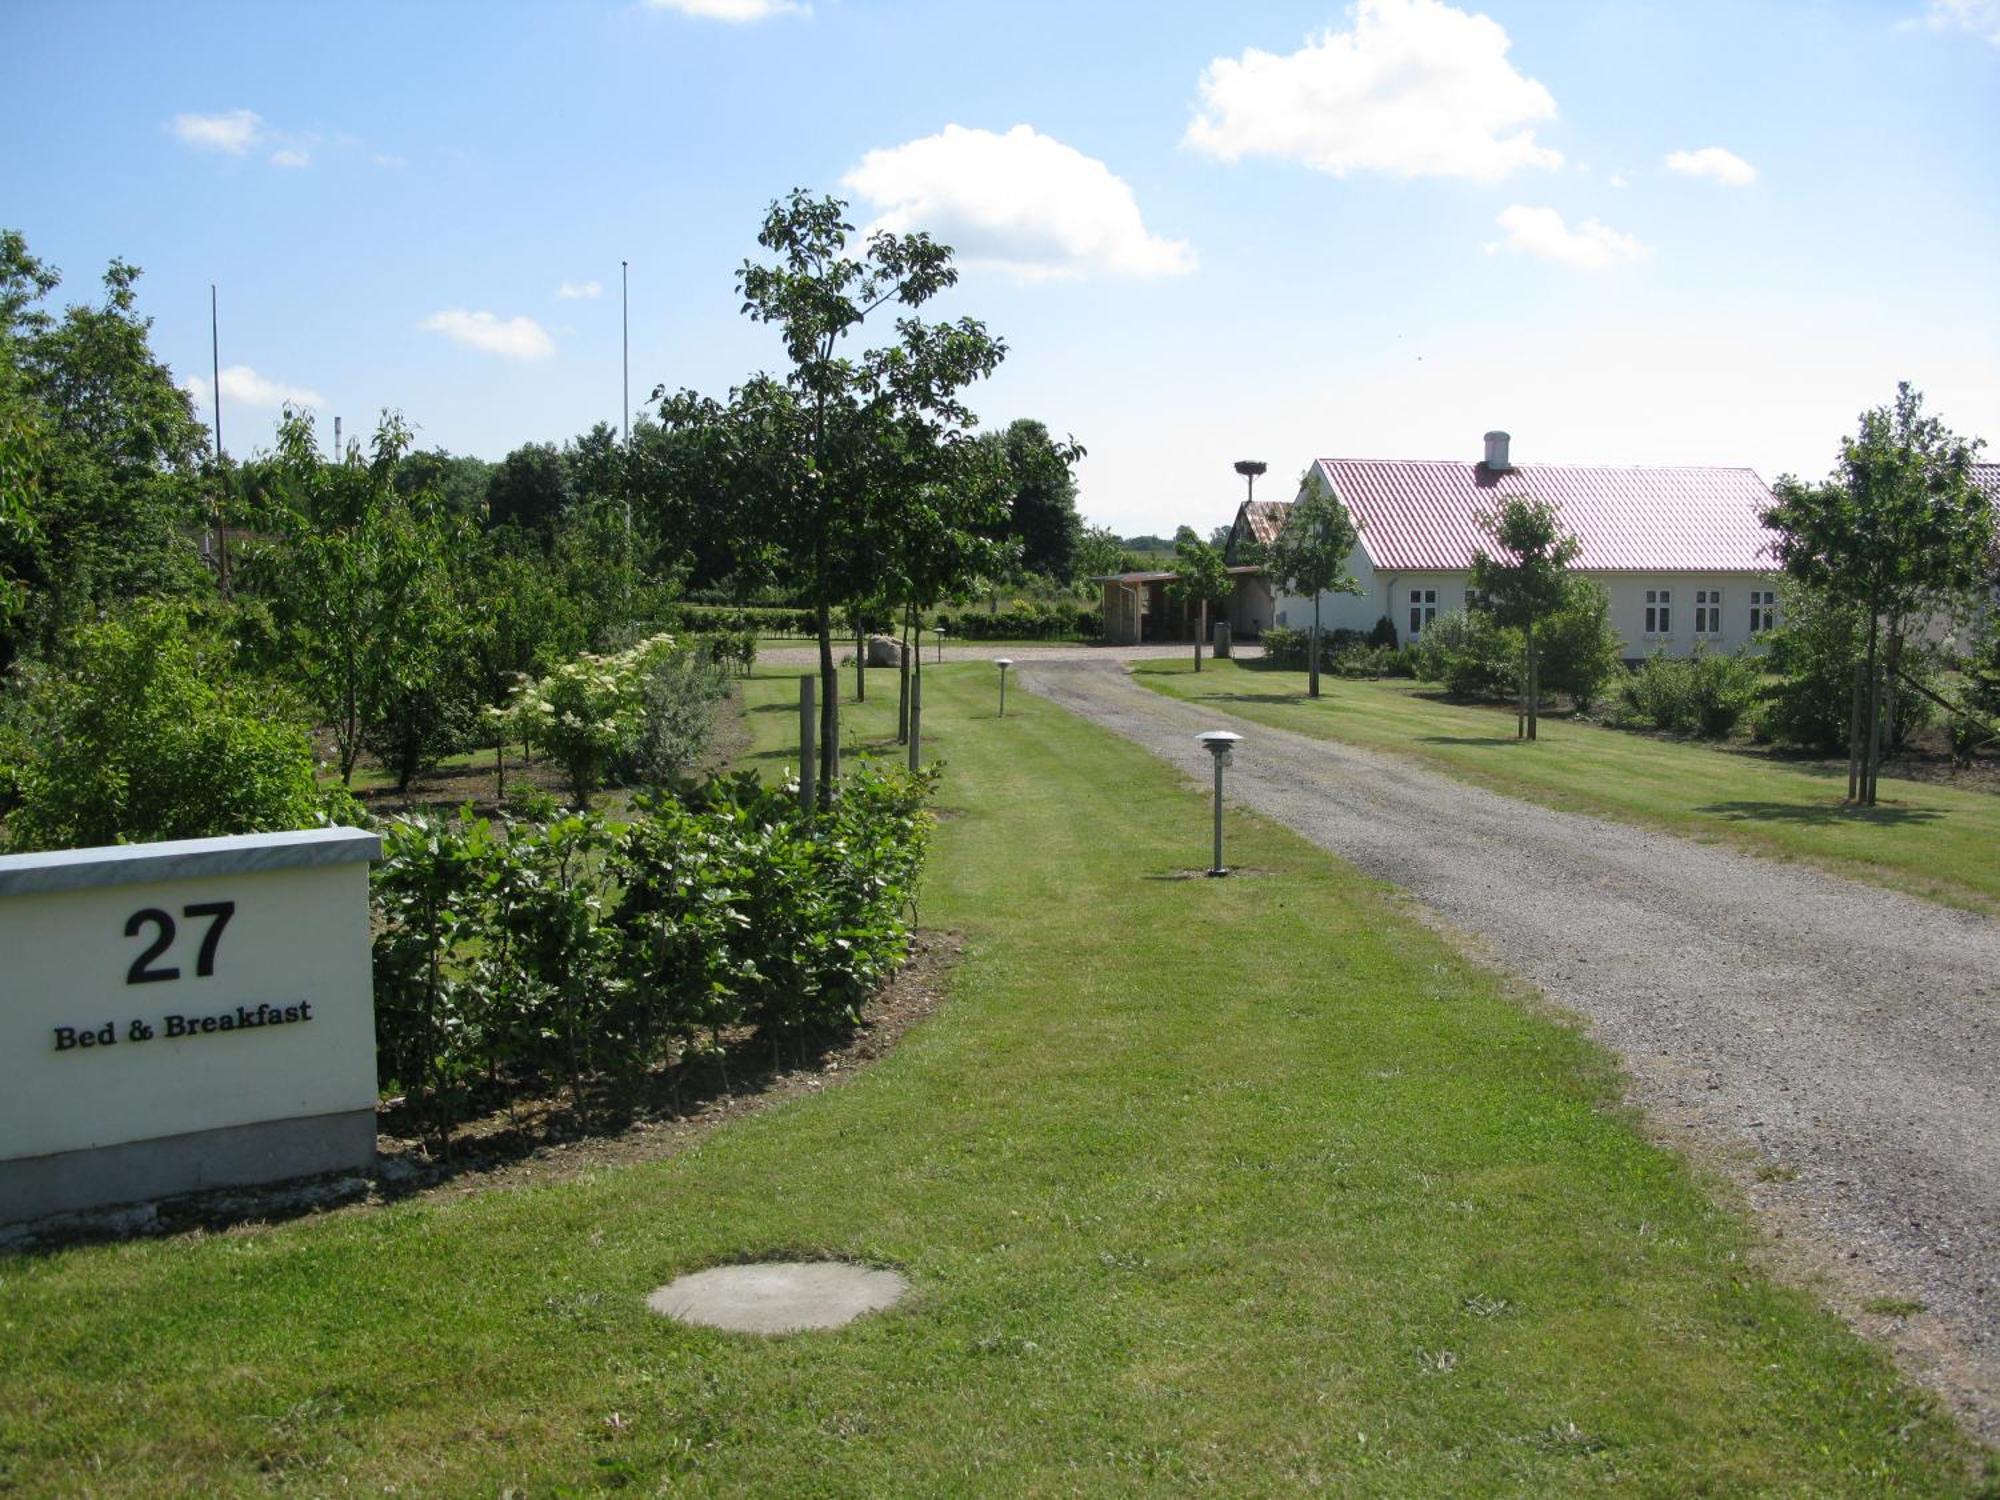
[1136,659,2000,915]
[0,665,1987,1494]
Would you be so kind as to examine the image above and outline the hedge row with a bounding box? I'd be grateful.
[371,766,935,1141]
[934,604,1097,641]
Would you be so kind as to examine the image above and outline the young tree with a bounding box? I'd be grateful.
[1762,382,1990,804]
[1072,524,1135,585]
[663,191,1004,805]
[1469,494,1580,741]
[1263,469,1362,698]
[244,410,471,784]
[1169,526,1232,672]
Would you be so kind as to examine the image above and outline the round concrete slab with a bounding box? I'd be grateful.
[647,1261,908,1334]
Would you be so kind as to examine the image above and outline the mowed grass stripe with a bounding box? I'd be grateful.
[1137,658,2000,915]
[0,664,1983,1495]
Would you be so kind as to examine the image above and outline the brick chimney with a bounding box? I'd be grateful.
[1482,430,1512,470]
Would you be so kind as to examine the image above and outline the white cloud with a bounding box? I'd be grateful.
[1488,205,1649,270]
[555,280,603,300]
[843,124,1195,282]
[1184,0,1562,181]
[643,0,807,19]
[1608,169,1630,189]
[184,365,326,413]
[372,152,407,169]
[268,148,311,169]
[1665,146,1757,186]
[419,309,556,360]
[169,109,264,155]
[1918,0,2000,45]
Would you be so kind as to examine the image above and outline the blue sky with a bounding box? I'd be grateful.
[3,0,1995,536]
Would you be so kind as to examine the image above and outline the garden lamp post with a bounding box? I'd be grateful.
[1196,730,1242,876]
[934,625,946,663]
[995,658,1013,718]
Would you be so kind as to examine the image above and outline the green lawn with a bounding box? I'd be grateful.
[1139,659,2000,915]
[1,665,1987,1494]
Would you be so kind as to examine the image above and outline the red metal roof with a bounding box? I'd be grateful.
[1298,458,1778,573]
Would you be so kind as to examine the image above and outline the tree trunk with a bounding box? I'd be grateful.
[1309,595,1322,699]
[855,622,866,703]
[1195,601,1205,672]
[816,600,837,810]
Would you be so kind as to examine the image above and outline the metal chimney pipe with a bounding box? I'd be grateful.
[1483,430,1512,470]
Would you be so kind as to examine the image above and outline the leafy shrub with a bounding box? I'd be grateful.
[1534,580,1628,714]
[1368,615,1399,649]
[1759,584,1936,751]
[1618,647,1761,737]
[1414,610,1518,700]
[6,607,348,852]
[501,633,680,806]
[370,765,937,1140]
[622,650,731,784]
[1260,624,1375,672]
[934,603,1093,641]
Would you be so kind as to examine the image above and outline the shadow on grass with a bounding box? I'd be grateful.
[1695,799,1943,827]
[1419,734,1521,747]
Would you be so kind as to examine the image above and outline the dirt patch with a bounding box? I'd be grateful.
[4,932,960,1253]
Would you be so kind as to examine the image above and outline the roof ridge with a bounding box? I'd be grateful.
[1315,455,1762,475]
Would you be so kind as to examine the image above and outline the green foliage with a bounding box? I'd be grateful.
[501,633,682,807]
[934,602,1094,640]
[1533,579,1627,714]
[1263,470,1363,695]
[1617,647,1762,738]
[1470,494,1582,737]
[1,232,213,665]
[986,418,1084,579]
[370,765,935,1139]
[1073,525,1138,581]
[1413,609,1519,700]
[484,441,572,543]
[241,410,477,785]
[620,647,732,784]
[1759,582,1936,751]
[5,606,344,852]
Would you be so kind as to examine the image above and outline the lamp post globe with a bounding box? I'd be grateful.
[995,658,1014,718]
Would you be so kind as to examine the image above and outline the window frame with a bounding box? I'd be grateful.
[1644,586,1673,638]
[1408,587,1438,638]
[1693,587,1722,637]
[1749,588,1776,635]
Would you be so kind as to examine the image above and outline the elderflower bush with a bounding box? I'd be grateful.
[503,633,679,807]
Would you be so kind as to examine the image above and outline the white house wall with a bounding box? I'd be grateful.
[1272,566,1782,657]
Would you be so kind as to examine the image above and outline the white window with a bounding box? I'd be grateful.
[1694,588,1722,636]
[1464,587,1485,613]
[1644,588,1672,636]
[1749,589,1776,634]
[1408,588,1437,637]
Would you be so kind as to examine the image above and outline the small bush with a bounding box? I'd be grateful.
[1618,647,1761,737]
[623,650,730,784]
[1534,580,1627,714]
[1760,584,1936,751]
[1415,610,1518,700]
[1368,615,1399,649]
[6,607,348,852]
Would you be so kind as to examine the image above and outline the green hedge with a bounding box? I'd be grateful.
[371,766,935,1140]
[934,604,1097,641]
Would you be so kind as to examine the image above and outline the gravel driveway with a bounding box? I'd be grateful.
[1022,657,2000,1440]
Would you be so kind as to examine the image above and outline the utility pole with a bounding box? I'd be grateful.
[210,285,230,595]
[621,259,630,446]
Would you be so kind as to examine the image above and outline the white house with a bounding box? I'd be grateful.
[1232,432,1784,658]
